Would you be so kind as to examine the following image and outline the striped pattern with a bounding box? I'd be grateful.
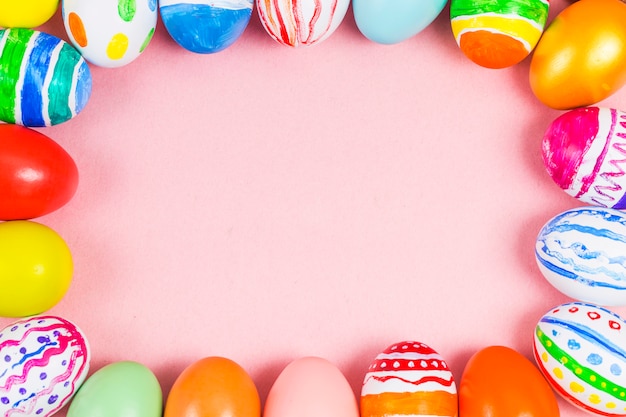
[450,0,549,68]
[0,28,91,127]
[361,341,457,417]
[256,0,350,47]
[534,303,626,416]
[535,207,626,306]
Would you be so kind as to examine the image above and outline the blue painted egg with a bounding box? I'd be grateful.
[536,206,626,306]
[160,0,253,53]
[534,302,626,415]
[353,0,447,44]
[0,28,91,127]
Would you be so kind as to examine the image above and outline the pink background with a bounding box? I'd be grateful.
[3,1,626,415]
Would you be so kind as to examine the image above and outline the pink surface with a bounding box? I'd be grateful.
[3,1,626,416]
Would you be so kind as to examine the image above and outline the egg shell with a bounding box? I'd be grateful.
[360,341,457,417]
[257,0,350,47]
[63,0,157,67]
[535,206,626,306]
[0,28,91,127]
[0,316,90,417]
[164,357,260,417]
[0,0,59,28]
[0,221,73,318]
[529,0,626,109]
[543,107,626,209]
[0,125,78,221]
[459,345,559,417]
[265,357,359,417]
[160,0,253,53]
[353,0,447,45]
[67,361,162,417]
[534,302,626,415]
[449,0,549,69]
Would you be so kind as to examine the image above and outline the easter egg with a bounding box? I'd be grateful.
[164,357,260,417]
[68,361,162,417]
[63,0,157,67]
[459,345,559,417]
[529,0,626,109]
[450,0,549,69]
[361,341,457,417]
[0,316,90,417]
[257,0,350,47]
[353,0,447,45]
[535,207,626,306]
[542,107,626,209]
[0,0,59,28]
[0,221,73,318]
[534,302,626,415]
[160,0,253,53]
[0,125,78,221]
[0,28,91,127]
[265,357,359,417]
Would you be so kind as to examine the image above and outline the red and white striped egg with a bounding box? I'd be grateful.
[256,0,350,47]
[361,341,458,417]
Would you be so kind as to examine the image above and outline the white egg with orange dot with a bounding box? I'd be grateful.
[62,0,157,68]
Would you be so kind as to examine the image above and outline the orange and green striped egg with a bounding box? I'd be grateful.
[450,0,549,69]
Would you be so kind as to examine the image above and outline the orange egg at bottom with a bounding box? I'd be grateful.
[164,357,260,417]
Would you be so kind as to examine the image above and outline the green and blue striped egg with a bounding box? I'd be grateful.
[63,0,157,67]
[534,303,626,416]
[450,0,549,69]
[0,28,91,127]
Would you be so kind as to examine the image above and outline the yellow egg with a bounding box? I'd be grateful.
[0,221,73,318]
[0,0,60,28]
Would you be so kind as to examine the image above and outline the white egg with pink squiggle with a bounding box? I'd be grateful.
[0,316,90,417]
[361,341,458,417]
[256,0,350,46]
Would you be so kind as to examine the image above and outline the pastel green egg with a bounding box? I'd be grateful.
[67,361,163,417]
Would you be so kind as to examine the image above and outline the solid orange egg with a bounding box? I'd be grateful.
[164,357,260,417]
[459,346,559,417]
[529,0,626,109]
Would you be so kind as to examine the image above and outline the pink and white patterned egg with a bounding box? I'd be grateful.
[543,107,626,208]
[0,316,90,417]
[256,0,350,47]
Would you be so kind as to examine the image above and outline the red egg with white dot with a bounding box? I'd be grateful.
[360,341,458,417]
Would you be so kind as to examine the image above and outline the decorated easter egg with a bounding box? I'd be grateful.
[534,302,626,415]
[160,0,253,53]
[543,107,626,209]
[0,316,90,417]
[459,345,559,417]
[530,0,626,109]
[353,0,447,44]
[63,0,157,67]
[0,125,78,221]
[450,0,549,69]
[68,361,162,417]
[164,357,260,417]
[0,28,91,127]
[0,221,73,318]
[0,0,59,28]
[257,0,350,47]
[265,357,359,417]
[361,341,457,417]
[535,207,626,306]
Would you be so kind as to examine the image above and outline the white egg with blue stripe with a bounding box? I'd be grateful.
[536,206,626,306]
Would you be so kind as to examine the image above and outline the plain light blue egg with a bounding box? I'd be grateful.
[353,0,448,45]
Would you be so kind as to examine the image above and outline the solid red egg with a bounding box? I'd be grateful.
[164,357,260,417]
[0,125,78,220]
[459,346,559,417]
